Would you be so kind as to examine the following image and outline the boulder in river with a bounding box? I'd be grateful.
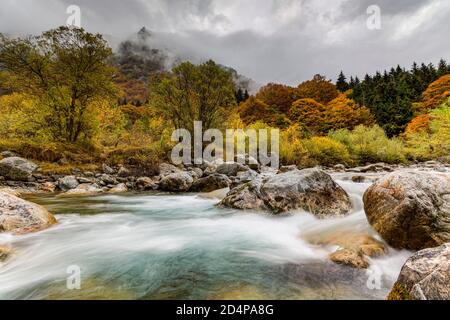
[387,243,449,300]
[324,233,387,269]
[159,172,194,192]
[219,168,352,217]
[190,174,231,193]
[0,191,57,234]
[58,176,79,191]
[363,170,450,250]
[0,157,38,181]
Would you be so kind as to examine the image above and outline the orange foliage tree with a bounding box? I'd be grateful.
[326,93,375,130]
[296,74,339,105]
[255,83,297,114]
[404,114,432,135]
[420,74,450,112]
[238,96,289,127]
[288,98,328,134]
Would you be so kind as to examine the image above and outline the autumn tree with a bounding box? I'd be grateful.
[419,74,450,112]
[149,60,236,133]
[297,74,339,105]
[288,98,328,134]
[237,96,289,127]
[326,93,375,130]
[0,27,115,143]
[255,83,297,114]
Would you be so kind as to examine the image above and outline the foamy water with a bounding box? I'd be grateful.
[0,177,413,300]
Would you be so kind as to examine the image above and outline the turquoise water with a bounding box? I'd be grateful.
[0,179,411,300]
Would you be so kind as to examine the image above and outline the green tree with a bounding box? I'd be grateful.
[0,26,115,142]
[336,71,349,92]
[149,60,236,133]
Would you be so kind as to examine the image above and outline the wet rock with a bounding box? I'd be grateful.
[63,183,103,195]
[316,232,387,269]
[363,170,450,250]
[159,172,193,192]
[0,191,57,234]
[220,168,352,217]
[109,183,128,193]
[0,245,12,261]
[0,157,38,181]
[58,176,79,191]
[190,174,231,193]
[387,243,449,300]
[351,175,369,183]
[216,162,249,177]
[333,164,346,172]
[330,249,369,269]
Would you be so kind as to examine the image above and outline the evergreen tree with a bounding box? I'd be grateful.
[336,71,349,92]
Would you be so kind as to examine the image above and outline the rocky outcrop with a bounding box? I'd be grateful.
[0,157,38,181]
[363,170,450,250]
[219,168,352,217]
[0,191,57,234]
[159,172,194,192]
[388,243,449,300]
[190,174,231,193]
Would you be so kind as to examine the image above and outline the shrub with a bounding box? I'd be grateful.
[329,125,406,164]
[404,103,450,160]
[303,137,351,166]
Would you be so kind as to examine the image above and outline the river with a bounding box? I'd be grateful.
[0,174,412,300]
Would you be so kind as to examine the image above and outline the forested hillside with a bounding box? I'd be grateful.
[0,27,449,174]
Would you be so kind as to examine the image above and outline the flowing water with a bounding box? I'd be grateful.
[0,175,413,300]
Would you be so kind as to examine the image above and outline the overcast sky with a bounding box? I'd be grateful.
[0,0,449,86]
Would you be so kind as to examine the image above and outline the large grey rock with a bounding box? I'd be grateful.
[0,191,57,234]
[219,168,352,217]
[216,162,249,177]
[190,174,231,193]
[159,163,181,177]
[0,157,38,181]
[388,243,449,300]
[159,172,193,192]
[363,170,450,250]
[58,176,79,191]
